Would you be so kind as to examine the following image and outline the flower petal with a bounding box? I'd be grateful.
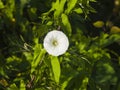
[43,30,69,56]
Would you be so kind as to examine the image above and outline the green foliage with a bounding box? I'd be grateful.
[93,21,104,28]
[61,13,72,36]
[50,56,61,83]
[0,0,120,90]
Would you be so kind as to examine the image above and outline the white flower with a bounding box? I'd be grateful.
[43,30,69,56]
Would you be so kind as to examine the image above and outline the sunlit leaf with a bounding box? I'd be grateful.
[31,44,46,73]
[20,80,25,90]
[61,13,72,36]
[65,0,77,14]
[73,8,83,14]
[50,56,61,83]
[51,0,67,18]
[0,0,4,9]
[93,21,104,28]
[79,77,88,90]
[110,26,120,34]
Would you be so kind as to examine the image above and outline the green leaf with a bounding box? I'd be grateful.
[52,0,66,18]
[0,67,8,78]
[92,62,117,85]
[79,77,88,90]
[73,8,83,14]
[31,44,46,73]
[65,0,77,14]
[51,0,59,10]
[20,80,25,90]
[100,33,120,47]
[110,26,120,34]
[61,71,78,90]
[0,0,4,9]
[93,21,104,28]
[61,13,72,36]
[7,83,19,90]
[50,56,61,83]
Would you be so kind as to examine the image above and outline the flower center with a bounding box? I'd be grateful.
[52,40,58,46]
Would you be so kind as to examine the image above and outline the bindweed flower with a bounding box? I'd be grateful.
[43,30,69,56]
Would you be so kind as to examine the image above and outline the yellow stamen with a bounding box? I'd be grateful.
[52,40,58,46]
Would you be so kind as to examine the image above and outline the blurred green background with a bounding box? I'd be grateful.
[0,0,120,90]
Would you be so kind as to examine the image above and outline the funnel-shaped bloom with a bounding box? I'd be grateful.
[43,30,69,56]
